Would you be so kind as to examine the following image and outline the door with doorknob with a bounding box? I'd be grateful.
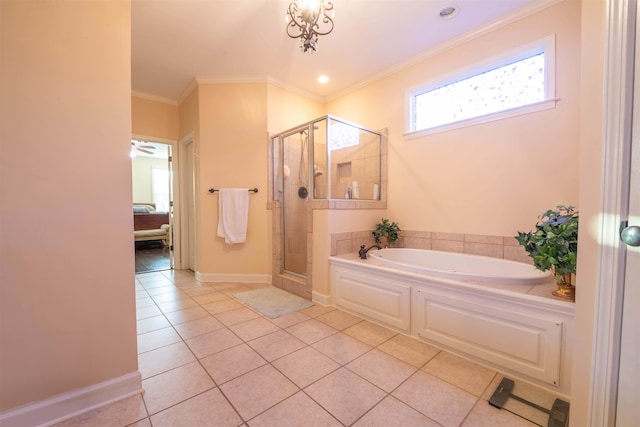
[615,12,640,421]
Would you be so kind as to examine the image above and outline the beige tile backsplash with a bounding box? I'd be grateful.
[331,229,532,265]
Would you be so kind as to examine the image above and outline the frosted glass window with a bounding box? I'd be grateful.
[329,121,360,150]
[406,35,556,137]
[414,53,544,130]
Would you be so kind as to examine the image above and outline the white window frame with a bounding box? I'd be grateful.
[151,166,170,212]
[405,34,557,139]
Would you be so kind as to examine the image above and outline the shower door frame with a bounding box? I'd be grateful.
[278,123,316,279]
[272,115,384,284]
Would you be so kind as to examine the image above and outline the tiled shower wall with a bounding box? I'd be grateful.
[331,230,533,265]
[330,132,381,200]
[270,201,313,301]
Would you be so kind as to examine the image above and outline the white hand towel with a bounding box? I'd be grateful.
[216,188,250,244]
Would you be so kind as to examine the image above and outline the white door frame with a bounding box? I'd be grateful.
[177,133,196,271]
[589,0,636,424]
[132,133,180,269]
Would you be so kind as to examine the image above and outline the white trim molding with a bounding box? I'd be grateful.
[405,34,557,138]
[0,372,142,427]
[312,290,331,306]
[195,272,272,284]
[131,91,177,106]
[327,0,563,102]
[589,0,636,425]
[131,133,177,146]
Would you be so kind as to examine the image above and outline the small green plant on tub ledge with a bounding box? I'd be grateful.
[515,205,578,301]
[373,218,401,248]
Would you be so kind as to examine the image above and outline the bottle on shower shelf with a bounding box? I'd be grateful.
[352,181,359,199]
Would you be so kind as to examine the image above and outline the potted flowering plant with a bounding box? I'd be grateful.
[515,205,578,301]
[373,218,401,247]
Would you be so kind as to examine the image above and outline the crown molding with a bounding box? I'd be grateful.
[176,79,199,106]
[264,77,325,103]
[196,75,267,85]
[175,75,324,104]
[143,0,563,107]
[326,0,564,102]
[131,90,177,106]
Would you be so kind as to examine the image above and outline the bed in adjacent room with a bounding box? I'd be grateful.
[133,203,170,245]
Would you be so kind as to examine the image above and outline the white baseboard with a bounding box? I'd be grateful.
[0,371,143,427]
[196,272,272,284]
[312,290,331,306]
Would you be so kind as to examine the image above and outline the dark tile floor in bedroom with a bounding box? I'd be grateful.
[55,270,555,427]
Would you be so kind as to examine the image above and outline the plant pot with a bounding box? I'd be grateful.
[552,271,575,302]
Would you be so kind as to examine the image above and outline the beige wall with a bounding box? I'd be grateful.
[196,83,270,275]
[571,0,605,423]
[0,0,137,413]
[266,84,324,133]
[179,88,201,141]
[139,81,324,281]
[131,95,179,141]
[130,83,325,278]
[325,1,581,237]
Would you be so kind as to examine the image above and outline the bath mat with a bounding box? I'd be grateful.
[233,286,313,319]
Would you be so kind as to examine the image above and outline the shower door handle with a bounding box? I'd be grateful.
[620,221,640,246]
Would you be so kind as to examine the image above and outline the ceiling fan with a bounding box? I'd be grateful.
[131,140,156,155]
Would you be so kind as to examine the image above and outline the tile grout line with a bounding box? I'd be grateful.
[140,276,248,424]
[136,272,506,427]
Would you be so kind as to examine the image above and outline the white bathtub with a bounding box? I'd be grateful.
[329,249,574,395]
[368,248,550,285]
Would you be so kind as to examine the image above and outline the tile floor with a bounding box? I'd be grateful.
[135,243,171,273]
[55,270,547,427]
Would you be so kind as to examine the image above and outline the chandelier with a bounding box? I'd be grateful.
[285,0,334,53]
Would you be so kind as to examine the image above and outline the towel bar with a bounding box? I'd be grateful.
[208,187,258,194]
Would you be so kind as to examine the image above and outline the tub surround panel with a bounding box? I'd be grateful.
[328,255,574,395]
[414,288,562,387]
[332,265,411,332]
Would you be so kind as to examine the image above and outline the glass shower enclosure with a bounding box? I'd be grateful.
[271,116,382,278]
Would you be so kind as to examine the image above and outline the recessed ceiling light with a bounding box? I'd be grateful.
[439,6,458,19]
[317,75,329,84]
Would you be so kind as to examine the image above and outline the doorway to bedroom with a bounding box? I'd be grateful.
[131,139,173,273]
